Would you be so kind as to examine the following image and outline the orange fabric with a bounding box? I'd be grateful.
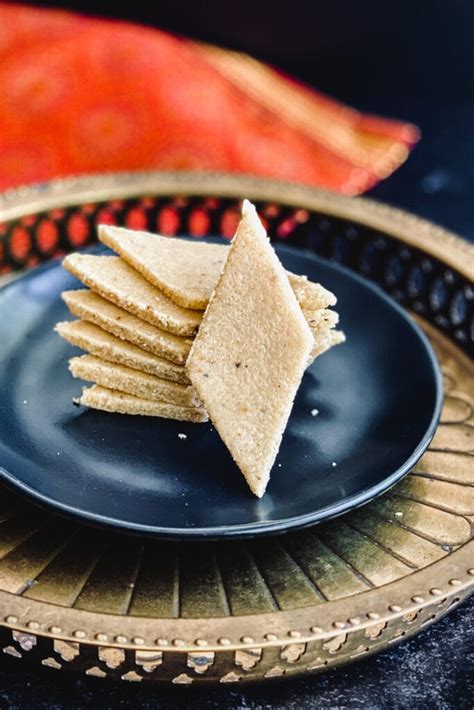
[0,4,419,194]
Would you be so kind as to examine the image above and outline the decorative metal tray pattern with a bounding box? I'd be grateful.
[0,172,472,684]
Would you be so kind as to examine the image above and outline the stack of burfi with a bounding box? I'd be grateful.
[56,200,345,495]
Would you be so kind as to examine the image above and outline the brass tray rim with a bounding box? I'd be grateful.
[1,542,472,651]
[0,170,472,279]
[0,170,472,672]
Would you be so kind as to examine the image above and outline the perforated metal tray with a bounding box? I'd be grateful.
[0,172,472,684]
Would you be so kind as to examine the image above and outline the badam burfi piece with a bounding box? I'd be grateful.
[56,319,189,384]
[63,254,201,336]
[99,225,227,310]
[309,329,346,363]
[304,308,343,364]
[78,385,208,422]
[61,287,339,372]
[303,308,339,333]
[62,290,192,365]
[287,273,337,310]
[187,199,314,497]
[69,354,201,408]
[98,224,337,311]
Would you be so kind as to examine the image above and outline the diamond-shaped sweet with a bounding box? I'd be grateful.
[187,200,314,497]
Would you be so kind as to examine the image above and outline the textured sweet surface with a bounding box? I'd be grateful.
[63,254,201,336]
[288,273,337,310]
[78,385,208,422]
[302,308,339,331]
[303,309,344,359]
[98,225,337,311]
[62,290,192,364]
[61,250,342,378]
[69,355,201,407]
[55,319,189,384]
[187,200,314,497]
[99,225,228,309]
[310,328,346,362]
[61,286,341,372]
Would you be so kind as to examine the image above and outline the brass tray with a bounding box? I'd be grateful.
[0,172,472,684]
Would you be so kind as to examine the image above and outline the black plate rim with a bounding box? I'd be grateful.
[0,252,444,539]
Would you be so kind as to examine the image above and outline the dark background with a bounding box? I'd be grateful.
[1,1,473,707]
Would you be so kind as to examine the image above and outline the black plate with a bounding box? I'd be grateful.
[0,245,442,539]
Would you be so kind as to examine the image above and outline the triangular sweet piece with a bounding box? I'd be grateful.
[78,385,208,422]
[99,225,227,310]
[62,290,192,364]
[62,255,201,336]
[55,320,189,384]
[309,329,346,363]
[187,200,314,497]
[98,225,337,311]
[303,308,339,332]
[69,355,201,407]
[287,274,336,310]
[303,308,344,362]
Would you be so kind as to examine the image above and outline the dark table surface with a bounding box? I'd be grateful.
[1,597,472,708]
[1,3,473,708]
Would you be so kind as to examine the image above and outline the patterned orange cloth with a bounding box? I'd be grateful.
[0,3,419,194]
